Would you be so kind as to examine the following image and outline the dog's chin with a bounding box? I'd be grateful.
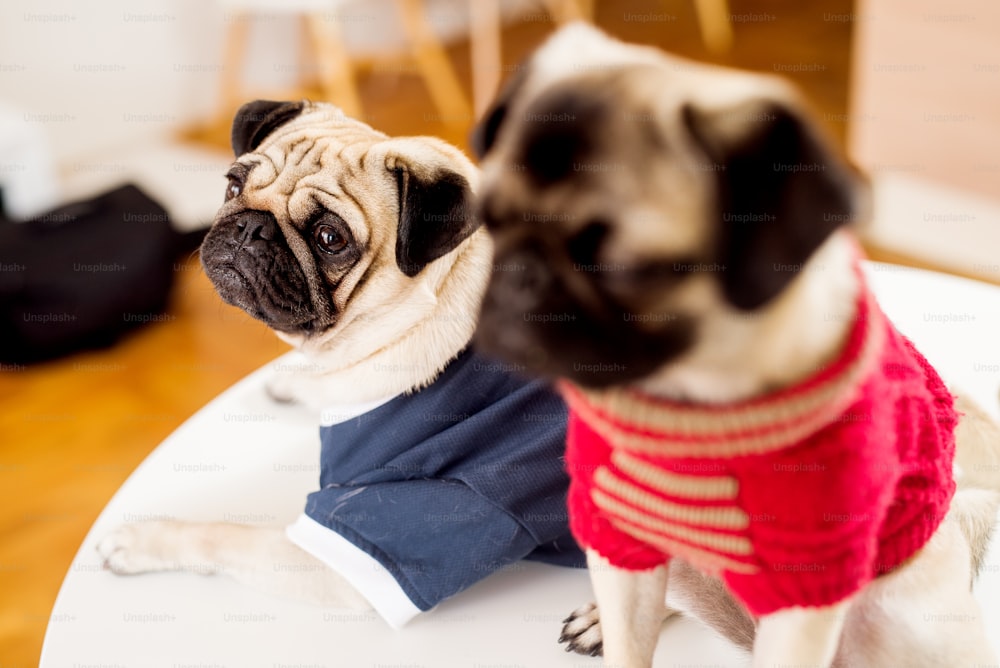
[204,264,324,335]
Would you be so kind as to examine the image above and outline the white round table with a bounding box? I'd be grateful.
[41,263,1000,666]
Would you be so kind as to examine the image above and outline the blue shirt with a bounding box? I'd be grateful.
[301,349,584,614]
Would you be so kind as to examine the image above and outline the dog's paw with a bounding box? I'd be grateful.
[560,601,603,657]
[97,522,212,575]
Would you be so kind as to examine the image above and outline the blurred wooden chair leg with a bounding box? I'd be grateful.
[304,13,363,117]
[296,15,315,90]
[394,0,472,127]
[691,0,734,54]
[220,12,251,117]
[469,0,502,117]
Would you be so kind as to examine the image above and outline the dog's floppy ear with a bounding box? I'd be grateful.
[683,96,870,310]
[470,66,530,160]
[385,139,480,277]
[231,100,306,157]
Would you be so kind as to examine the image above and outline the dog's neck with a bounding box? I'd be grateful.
[636,232,861,404]
[270,230,493,410]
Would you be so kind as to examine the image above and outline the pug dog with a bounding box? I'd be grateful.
[96,100,586,628]
[472,23,1000,667]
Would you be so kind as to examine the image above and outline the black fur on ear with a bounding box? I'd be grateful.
[683,98,869,310]
[470,66,530,160]
[231,100,305,157]
[393,164,479,277]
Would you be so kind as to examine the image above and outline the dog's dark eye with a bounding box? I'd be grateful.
[314,224,348,254]
[224,163,250,202]
[224,179,242,202]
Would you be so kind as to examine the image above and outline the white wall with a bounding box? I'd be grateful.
[848,0,1000,282]
[849,0,1000,201]
[1,0,226,163]
[0,0,536,166]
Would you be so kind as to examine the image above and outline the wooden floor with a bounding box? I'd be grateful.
[0,1,863,665]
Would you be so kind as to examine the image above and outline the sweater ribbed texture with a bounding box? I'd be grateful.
[560,283,957,615]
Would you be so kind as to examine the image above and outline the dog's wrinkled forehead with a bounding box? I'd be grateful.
[233,104,386,227]
[252,106,382,169]
[231,100,382,156]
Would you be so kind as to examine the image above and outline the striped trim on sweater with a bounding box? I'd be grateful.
[559,287,884,460]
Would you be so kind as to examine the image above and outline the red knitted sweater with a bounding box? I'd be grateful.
[560,283,957,615]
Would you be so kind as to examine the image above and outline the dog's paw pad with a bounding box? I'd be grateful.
[560,601,603,657]
[96,524,177,575]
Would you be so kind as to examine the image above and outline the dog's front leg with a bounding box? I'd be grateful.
[98,521,371,609]
[587,549,668,668]
[752,600,850,668]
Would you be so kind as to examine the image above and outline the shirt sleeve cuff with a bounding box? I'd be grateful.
[285,513,423,629]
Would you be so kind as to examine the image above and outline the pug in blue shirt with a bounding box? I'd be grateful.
[97,100,584,628]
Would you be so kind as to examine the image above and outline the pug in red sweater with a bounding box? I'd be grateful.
[472,23,1000,668]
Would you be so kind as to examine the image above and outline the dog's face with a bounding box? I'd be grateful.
[472,25,869,388]
[200,100,480,342]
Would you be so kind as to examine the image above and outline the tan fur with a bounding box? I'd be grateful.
[665,559,756,651]
[637,232,860,404]
[954,394,1000,491]
[98,521,372,609]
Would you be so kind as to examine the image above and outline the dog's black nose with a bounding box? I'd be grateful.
[235,210,278,244]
